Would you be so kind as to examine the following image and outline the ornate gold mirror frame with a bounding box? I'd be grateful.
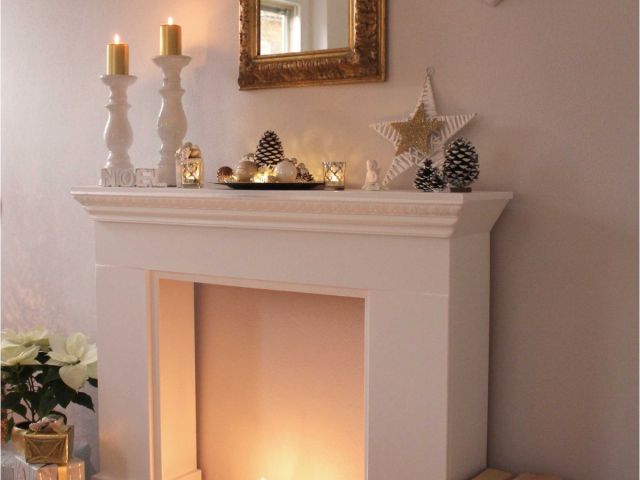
[239,0,386,90]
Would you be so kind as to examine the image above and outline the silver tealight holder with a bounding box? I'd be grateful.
[323,161,346,190]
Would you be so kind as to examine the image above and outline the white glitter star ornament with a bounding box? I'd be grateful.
[370,69,477,188]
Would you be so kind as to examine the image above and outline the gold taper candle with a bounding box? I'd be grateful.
[160,17,182,55]
[106,34,129,75]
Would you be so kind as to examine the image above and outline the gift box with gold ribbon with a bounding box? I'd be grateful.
[24,426,74,465]
[2,446,85,480]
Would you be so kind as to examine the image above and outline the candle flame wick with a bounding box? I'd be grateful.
[114,34,121,44]
[168,16,174,25]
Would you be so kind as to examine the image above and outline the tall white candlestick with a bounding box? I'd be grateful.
[153,54,191,186]
[101,74,137,171]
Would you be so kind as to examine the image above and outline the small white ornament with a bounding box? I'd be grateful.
[362,159,382,191]
[274,159,297,182]
[235,160,258,182]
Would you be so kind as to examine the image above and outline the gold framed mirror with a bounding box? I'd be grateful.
[239,0,386,90]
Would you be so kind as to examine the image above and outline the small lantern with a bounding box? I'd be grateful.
[180,157,204,188]
[176,143,204,188]
[322,161,346,190]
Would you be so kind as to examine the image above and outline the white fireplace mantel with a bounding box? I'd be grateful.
[72,187,510,238]
[72,187,512,480]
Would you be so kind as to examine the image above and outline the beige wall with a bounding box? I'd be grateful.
[1,0,637,479]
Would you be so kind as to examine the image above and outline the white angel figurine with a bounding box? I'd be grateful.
[362,159,381,191]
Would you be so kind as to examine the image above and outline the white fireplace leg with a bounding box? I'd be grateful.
[366,278,489,480]
[94,269,201,480]
[366,291,449,480]
[447,233,491,480]
[94,266,154,480]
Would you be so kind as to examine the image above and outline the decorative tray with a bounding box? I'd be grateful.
[214,182,325,190]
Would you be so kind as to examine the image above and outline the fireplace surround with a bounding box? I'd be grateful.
[72,187,511,480]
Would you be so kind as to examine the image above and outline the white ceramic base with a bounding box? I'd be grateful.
[153,55,191,187]
[101,75,137,172]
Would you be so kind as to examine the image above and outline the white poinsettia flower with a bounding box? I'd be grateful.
[1,344,41,366]
[1,327,49,348]
[47,333,98,390]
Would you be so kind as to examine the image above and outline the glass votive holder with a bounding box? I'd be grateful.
[322,161,346,190]
[180,157,204,188]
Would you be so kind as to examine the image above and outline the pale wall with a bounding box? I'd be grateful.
[1,1,637,479]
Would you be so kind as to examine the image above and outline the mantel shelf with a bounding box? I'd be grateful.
[71,186,512,238]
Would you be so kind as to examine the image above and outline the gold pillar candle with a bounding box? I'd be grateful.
[106,35,129,75]
[160,17,182,55]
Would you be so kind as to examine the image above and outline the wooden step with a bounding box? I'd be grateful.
[471,469,516,480]
[514,475,563,480]
[472,469,562,480]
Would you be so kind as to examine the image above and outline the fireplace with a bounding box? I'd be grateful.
[72,187,511,480]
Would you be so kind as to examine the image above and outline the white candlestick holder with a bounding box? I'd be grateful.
[101,74,136,171]
[153,55,191,186]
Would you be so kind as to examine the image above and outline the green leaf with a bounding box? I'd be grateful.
[72,392,94,411]
[4,417,14,442]
[3,392,22,410]
[17,366,36,382]
[43,367,61,384]
[37,395,58,419]
[35,351,49,364]
[11,403,27,418]
[24,391,40,414]
[50,380,75,408]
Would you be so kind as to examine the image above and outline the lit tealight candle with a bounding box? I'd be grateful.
[323,161,346,190]
[160,17,182,55]
[106,34,129,75]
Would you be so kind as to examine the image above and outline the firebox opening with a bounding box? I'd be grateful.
[194,284,365,480]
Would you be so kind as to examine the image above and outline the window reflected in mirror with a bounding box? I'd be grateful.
[259,0,349,55]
